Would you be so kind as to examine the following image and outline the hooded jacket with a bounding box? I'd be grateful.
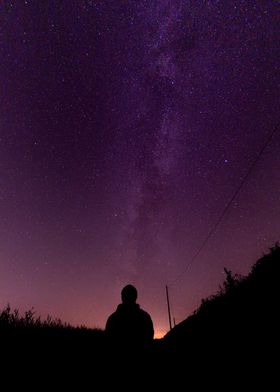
[105,303,154,345]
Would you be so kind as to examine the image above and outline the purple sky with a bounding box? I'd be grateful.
[0,1,279,337]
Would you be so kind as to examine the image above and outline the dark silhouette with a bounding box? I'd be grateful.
[158,243,280,387]
[105,284,154,348]
[1,244,279,388]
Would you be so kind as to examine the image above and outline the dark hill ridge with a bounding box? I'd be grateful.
[159,244,280,382]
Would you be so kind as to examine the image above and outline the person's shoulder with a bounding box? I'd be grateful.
[139,308,152,320]
[107,311,114,319]
[106,309,118,324]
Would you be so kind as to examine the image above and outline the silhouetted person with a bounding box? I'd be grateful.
[105,285,154,350]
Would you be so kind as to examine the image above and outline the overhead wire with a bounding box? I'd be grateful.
[169,120,280,287]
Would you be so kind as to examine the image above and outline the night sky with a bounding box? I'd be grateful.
[0,1,280,337]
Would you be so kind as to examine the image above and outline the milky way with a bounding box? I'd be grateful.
[0,1,279,336]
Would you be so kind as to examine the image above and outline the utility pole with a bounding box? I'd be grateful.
[165,285,172,331]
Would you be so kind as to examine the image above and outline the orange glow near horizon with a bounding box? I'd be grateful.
[154,330,167,339]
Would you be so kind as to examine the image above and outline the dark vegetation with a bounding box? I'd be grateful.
[160,243,280,386]
[0,303,101,334]
[1,244,279,386]
[164,243,279,347]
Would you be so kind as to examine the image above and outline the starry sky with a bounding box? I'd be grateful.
[0,1,279,337]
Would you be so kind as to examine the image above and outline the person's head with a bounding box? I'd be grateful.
[121,284,137,304]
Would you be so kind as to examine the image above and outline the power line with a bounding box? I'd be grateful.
[170,120,280,286]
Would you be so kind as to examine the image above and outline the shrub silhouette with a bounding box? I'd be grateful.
[162,243,280,384]
[0,305,68,329]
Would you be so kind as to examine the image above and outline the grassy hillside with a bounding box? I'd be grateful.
[160,244,279,385]
[165,243,279,345]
